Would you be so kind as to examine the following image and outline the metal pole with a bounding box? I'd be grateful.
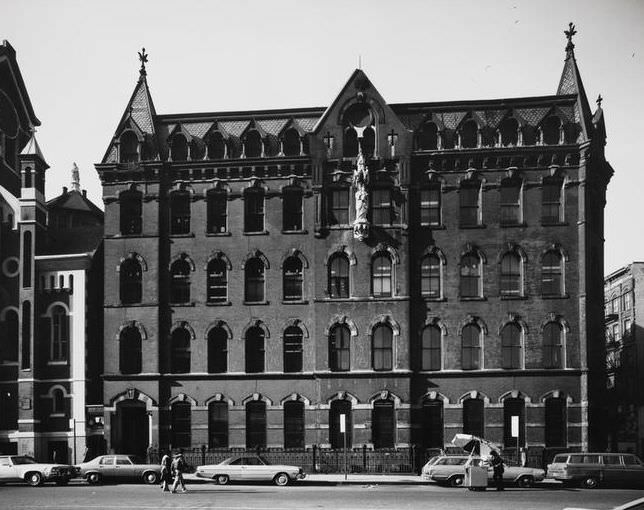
[73,419,77,465]
[343,430,347,481]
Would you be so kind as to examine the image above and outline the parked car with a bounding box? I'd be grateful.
[547,452,644,489]
[421,454,545,487]
[195,454,306,486]
[0,455,75,486]
[75,454,162,485]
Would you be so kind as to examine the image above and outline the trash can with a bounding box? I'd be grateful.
[464,465,488,491]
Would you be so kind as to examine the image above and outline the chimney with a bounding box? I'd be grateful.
[82,189,87,197]
[63,186,68,194]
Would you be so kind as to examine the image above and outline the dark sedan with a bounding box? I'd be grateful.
[76,454,161,485]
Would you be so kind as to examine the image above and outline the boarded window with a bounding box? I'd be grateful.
[207,327,227,374]
[208,401,228,448]
[372,400,394,449]
[119,326,141,375]
[422,399,444,448]
[171,402,191,448]
[245,326,265,373]
[284,401,305,448]
[246,401,266,448]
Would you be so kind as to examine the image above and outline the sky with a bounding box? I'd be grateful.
[2,0,643,274]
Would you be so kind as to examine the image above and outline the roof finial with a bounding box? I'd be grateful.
[138,47,148,77]
[71,162,80,192]
[564,22,577,53]
[596,94,603,108]
[358,54,362,70]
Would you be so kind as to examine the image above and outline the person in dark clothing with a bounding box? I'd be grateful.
[171,452,187,493]
[160,452,172,492]
[490,450,505,491]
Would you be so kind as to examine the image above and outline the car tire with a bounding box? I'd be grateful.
[582,476,599,489]
[26,472,43,487]
[143,471,158,485]
[449,475,464,487]
[86,472,101,485]
[517,476,534,488]
[215,474,229,485]
[273,472,290,486]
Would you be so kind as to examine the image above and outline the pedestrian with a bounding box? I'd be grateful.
[520,447,527,467]
[171,451,187,493]
[160,452,172,492]
[490,450,505,491]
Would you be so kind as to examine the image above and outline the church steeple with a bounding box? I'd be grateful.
[556,22,593,139]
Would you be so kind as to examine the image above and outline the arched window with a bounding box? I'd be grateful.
[542,177,563,224]
[360,126,375,157]
[1,310,19,363]
[500,179,522,225]
[208,401,228,448]
[207,258,227,303]
[329,324,350,372]
[459,180,481,227]
[245,257,265,303]
[501,323,522,369]
[372,399,394,448]
[421,325,441,371]
[283,187,303,231]
[460,252,482,298]
[542,250,564,296]
[51,389,65,415]
[207,189,227,233]
[545,397,567,447]
[207,327,227,374]
[170,327,191,374]
[23,231,31,288]
[283,326,303,373]
[170,190,190,235]
[371,188,393,226]
[207,132,226,159]
[542,116,562,145]
[372,324,393,371]
[328,254,349,298]
[343,128,359,158]
[499,118,519,146]
[282,128,301,156]
[246,400,266,448]
[171,401,191,448]
[503,397,525,447]
[462,324,481,370]
[120,189,142,235]
[120,131,139,163]
[421,254,441,298]
[463,398,485,437]
[329,399,352,449]
[543,322,563,368]
[284,400,304,448]
[50,306,69,362]
[170,135,188,161]
[371,253,392,297]
[120,258,142,304]
[170,258,191,304]
[500,252,522,296]
[244,130,262,158]
[244,188,264,233]
[460,120,478,148]
[328,187,350,225]
[422,399,444,448]
[119,326,142,375]
[420,184,441,226]
[245,326,265,373]
[283,257,303,301]
[417,121,438,150]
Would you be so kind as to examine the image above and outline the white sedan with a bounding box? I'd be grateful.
[0,455,75,486]
[195,455,305,486]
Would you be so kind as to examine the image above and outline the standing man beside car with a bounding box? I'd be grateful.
[171,451,187,493]
[490,450,505,491]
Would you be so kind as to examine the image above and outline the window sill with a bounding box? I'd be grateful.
[47,361,68,366]
[106,302,157,308]
[205,231,231,237]
[500,295,527,300]
[541,222,568,227]
[281,229,308,235]
[170,302,196,307]
[282,299,308,305]
[500,222,527,228]
[542,294,570,300]
[459,296,487,301]
[206,300,232,306]
[243,231,269,236]
[0,361,18,366]
[419,224,445,229]
[243,300,270,305]
[459,224,487,229]
[49,413,66,418]
[169,233,195,238]
[422,296,447,302]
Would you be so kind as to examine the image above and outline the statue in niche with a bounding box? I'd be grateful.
[353,151,370,240]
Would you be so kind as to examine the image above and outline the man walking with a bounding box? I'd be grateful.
[171,451,188,493]
[160,452,172,492]
[490,450,505,491]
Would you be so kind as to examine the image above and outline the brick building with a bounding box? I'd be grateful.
[97,28,611,458]
[605,262,644,456]
[0,40,104,461]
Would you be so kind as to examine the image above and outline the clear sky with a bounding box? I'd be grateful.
[2,0,643,274]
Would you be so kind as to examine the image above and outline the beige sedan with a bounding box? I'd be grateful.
[196,455,305,486]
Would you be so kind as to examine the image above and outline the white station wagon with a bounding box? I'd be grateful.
[0,455,75,486]
[196,455,305,486]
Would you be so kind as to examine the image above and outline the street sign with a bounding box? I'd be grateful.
[511,415,519,438]
[340,413,346,433]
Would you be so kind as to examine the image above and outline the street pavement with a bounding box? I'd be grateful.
[0,476,642,510]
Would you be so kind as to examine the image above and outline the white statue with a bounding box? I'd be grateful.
[352,152,369,240]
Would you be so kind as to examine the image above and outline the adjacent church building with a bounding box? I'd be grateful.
[96,27,612,459]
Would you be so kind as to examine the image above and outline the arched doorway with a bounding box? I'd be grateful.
[112,400,148,458]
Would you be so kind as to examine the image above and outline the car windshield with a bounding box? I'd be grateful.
[11,456,37,465]
[222,456,270,466]
[128,456,144,464]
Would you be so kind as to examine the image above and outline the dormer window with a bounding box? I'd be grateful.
[207,131,226,159]
[282,128,301,156]
[417,121,438,150]
[120,131,139,163]
[460,120,478,149]
[499,118,519,147]
[244,130,262,158]
[171,135,188,161]
[542,116,562,145]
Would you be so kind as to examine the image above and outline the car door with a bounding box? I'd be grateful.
[0,457,18,482]
[98,456,115,479]
[243,456,268,481]
[114,456,135,480]
[622,455,644,486]
[601,455,623,485]
[226,457,244,481]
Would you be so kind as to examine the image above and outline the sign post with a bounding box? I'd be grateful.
[340,414,347,480]
[511,415,519,465]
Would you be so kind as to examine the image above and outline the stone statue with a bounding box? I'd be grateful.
[352,152,369,240]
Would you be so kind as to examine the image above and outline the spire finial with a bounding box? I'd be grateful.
[564,22,577,53]
[596,94,603,108]
[138,47,148,76]
[71,162,80,192]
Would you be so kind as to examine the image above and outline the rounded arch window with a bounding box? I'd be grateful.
[208,131,226,159]
[282,129,300,156]
[500,118,519,146]
[460,120,478,148]
[171,135,188,161]
[119,326,142,374]
[245,130,262,158]
[360,126,375,157]
[542,116,562,145]
[171,327,191,374]
[120,257,142,304]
